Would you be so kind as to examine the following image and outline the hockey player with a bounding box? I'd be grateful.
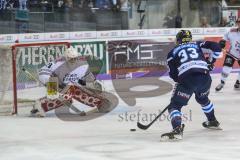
[215,17,240,91]
[161,30,223,141]
[31,46,107,117]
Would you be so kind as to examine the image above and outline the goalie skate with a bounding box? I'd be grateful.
[30,100,46,117]
[160,124,185,141]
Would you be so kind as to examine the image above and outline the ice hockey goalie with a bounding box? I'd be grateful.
[31,46,110,117]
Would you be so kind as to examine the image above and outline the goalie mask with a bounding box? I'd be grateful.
[64,46,78,60]
[176,30,192,45]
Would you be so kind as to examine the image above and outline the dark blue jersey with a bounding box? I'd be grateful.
[167,41,222,82]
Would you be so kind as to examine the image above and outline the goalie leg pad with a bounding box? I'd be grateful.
[68,85,103,108]
[40,95,73,112]
[60,85,112,113]
[64,85,111,112]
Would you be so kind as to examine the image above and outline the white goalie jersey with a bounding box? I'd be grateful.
[39,56,95,87]
[39,46,102,94]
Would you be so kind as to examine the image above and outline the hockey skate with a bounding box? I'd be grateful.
[160,124,185,141]
[234,80,240,90]
[202,120,222,130]
[215,81,225,92]
[30,100,45,117]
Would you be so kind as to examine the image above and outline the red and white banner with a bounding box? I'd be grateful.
[0,34,17,43]
[97,30,122,38]
[44,32,69,41]
[18,33,45,42]
[69,31,97,39]
[0,28,232,43]
[121,29,148,37]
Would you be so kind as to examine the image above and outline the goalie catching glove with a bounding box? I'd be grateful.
[206,60,214,71]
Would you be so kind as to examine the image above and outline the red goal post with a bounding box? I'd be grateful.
[0,42,70,115]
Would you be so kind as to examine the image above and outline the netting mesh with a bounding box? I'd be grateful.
[0,45,14,114]
[0,42,69,115]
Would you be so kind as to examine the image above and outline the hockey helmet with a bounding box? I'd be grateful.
[176,30,192,44]
[64,46,78,59]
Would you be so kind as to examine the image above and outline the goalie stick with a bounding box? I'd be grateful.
[21,67,93,116]
[137,105,169,130]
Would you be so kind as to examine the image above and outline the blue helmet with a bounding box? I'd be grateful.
[176,30,192,44]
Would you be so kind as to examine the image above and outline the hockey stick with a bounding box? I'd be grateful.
[137,105,169,130]
[21,67,87,116]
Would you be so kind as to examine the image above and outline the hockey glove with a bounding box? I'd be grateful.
[78,79,86,86]
[219,40,226,49]
[206,59,214,71]
[208,63,214,71]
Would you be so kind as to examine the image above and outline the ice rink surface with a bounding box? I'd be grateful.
[0,73,240,160]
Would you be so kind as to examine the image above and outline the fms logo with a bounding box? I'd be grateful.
[108,40,173,106]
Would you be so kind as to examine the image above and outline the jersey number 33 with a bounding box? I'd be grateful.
[178,48,199,63]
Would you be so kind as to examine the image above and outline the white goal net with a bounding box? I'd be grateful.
[0,42,70,115]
